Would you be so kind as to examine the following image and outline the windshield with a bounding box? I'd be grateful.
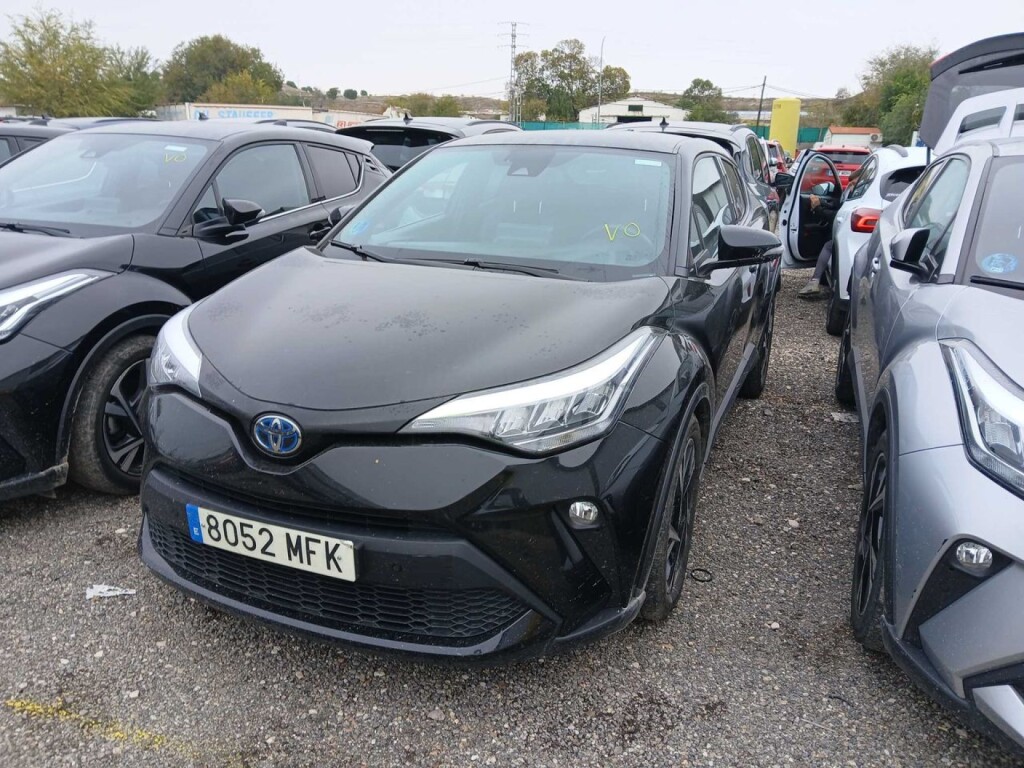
[0,133,212,234]
[967,157,1024,288]
[332,144,674,281]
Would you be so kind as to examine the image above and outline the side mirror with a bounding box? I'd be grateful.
[810,181,837,197]
[328,204,356,226]
[698,226,782,276]
[774,172,794,192]
[890,227,932,277]
[223,198,264,227]
[193,216,248,242]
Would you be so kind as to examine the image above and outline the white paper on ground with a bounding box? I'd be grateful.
[86,584,136,600]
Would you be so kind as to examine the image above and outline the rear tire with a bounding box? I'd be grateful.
[825,253,847,336]
[835,324,855,407]
[850,429,889,652]
[641,418,703,622]
[739,297,775,399]
[68,335,155,495]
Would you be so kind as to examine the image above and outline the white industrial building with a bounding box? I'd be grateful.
[154,102,403,129]
[823,125,883,148]
[578,97,688,125]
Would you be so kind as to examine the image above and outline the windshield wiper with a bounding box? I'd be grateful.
[970,274,1024,292]
[415,257,575,279]
[328,241,391,262]
[0,222,72,237]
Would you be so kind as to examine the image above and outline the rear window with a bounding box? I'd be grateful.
[880,166,926,202]
[340,127,453,170]
[818,150,870,165]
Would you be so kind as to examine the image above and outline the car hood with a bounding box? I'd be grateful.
[0,231,133,290]
[938,286,1024,384]
[189,248,672,411]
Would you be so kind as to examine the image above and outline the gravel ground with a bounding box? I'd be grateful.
[0,270,1018,768]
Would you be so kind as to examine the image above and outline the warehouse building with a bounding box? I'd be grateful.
[578,97,688,125]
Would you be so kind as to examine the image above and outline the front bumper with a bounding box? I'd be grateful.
[139,390,668,661]
[888,444,1024,752]
[0,333,73,502]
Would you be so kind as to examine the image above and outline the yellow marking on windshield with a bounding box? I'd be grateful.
[604,223,642,241]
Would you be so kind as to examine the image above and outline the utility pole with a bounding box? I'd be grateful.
[755,75,767,133]
[500,22,527,123]
[596,36,606,125]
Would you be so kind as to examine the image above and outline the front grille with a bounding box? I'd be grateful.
[149,519,526,644]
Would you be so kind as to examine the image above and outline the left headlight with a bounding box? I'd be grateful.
[149,305,203,397]
[943,339,1024,495]
[403,327,663,455]
[0,271,107,342]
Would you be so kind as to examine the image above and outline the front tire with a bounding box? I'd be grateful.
[641,418,703,621]
[68,335,155,495]
[850,429,888,652]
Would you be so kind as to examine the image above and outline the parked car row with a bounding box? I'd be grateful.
[1,31,1023,757]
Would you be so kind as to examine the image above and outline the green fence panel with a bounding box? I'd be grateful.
[517,122,605,130]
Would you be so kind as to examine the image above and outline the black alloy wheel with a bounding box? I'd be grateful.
[850,430,887,652]
[835,324,855,406]
[642,418,703,621]
[69,335,155,495]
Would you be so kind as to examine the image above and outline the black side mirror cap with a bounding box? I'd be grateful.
[698,225,782,276]
[774,172,794,192]
[328,203,356,226]
[890,227,933,277]
[193,216,248,242]
[223,198,264,227]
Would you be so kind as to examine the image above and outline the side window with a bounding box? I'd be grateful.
[213,144,310,217]
[306,145,359,200]
[799,155,839,193]
[719,158,746,221]
[192,186,219,224]
[845,157,877,201]
[905,157,970,260]
[901,162,944,221]
[18,138,45,151]
[747,137,768,182]
[691,156,731,261]
[0,138,14,162]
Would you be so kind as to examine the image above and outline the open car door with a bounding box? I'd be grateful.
[778,151,842,268]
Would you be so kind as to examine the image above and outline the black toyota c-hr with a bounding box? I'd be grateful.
[139,130,780,661]
[0,121,388,502]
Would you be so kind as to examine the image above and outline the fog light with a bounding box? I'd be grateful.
[569,501,600,526]
[956,541,993,572]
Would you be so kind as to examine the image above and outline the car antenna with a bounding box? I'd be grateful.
[197,112,208,121]
[403,112,412,124]
[659,117,668,132]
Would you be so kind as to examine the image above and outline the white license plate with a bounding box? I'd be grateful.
[839,170,851,176]
[185,504,356,581]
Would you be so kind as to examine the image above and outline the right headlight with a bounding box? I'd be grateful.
[149,305,203,397]
[943,339,1024,495]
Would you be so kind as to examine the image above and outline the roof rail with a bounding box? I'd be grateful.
[883,144,908,157]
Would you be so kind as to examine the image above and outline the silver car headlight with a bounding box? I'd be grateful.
[0,271,106,342]
[149,305,203,397]
[403,327,662,454]
[944,340,1024,495]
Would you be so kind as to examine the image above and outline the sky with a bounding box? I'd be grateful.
[2,0,1023,102]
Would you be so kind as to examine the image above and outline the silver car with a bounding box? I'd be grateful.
[836,135,1024,753]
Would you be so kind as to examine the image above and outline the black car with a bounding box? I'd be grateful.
[608,120,780,232]
[0,117,154,163]
[0,121,388,502]
[337,116,521,170]
[139,130,780,661]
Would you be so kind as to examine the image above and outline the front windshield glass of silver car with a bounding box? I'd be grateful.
[332,144,674,281]
[968,157,1024,288]
[0,133,212,234]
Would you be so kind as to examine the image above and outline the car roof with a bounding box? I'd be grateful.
[0,122,75,139]
[989,136,1024,157]
[80,119,374,152]
[338,117,520,138]
[872,145,930,168]
[444,128,729,158]
[607,120,752,144]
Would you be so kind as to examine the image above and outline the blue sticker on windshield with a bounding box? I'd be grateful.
[980,253,1019,275]
[349,220,369,235]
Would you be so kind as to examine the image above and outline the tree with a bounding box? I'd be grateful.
[326,87,339,100]
[108,45,163,115]
[395,92,435,116]
[513,40,631,121]
[431,95,461,117]
[840,44,936,139]
[676,78,732,123]
[285,80,297,88]
[202,70,276,104]
[343,88,358,99]
[0,10,128,116]
[359,89,368,97]
[521,96,547,121]
[162,35,283,102]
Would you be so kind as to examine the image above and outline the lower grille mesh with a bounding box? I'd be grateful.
[149,519,526,644]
